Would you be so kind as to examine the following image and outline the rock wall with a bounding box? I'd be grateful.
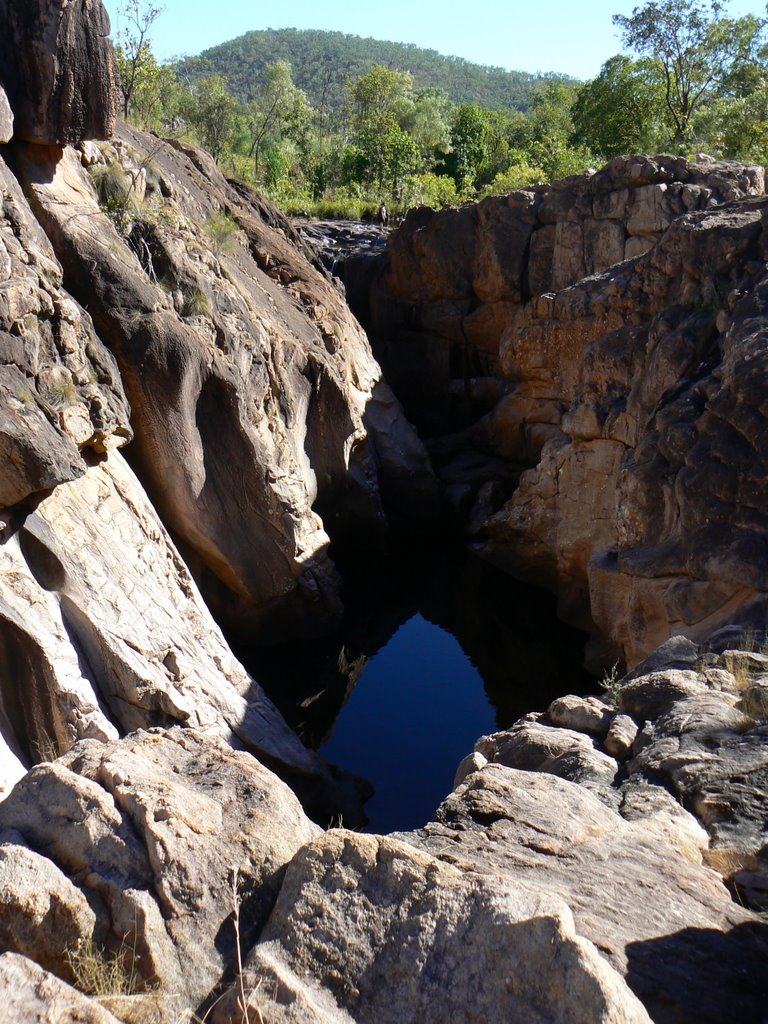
[0,0,430,811]
[366,158,768,667]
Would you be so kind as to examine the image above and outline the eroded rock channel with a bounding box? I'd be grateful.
[0,3,766,1022]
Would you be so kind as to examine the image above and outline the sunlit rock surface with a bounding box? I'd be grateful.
[7,129,436,640]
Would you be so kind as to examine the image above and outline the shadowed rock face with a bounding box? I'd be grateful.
[0,0,117,144]
[357,158,768,666]
[6,129,436,641]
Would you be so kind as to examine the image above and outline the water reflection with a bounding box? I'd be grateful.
[241,545,592,831]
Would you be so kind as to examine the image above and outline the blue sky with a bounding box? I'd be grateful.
[101,0,766,81]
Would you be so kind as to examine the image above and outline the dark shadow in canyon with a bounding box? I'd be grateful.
[236,542,593,831]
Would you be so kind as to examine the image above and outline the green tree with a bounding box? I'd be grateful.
[349,67,418,189]
[114,0,164,120]
[445,104,490,187]
[186,76,240,162]
[246,61,314,179]
[572,55,668,157]
[613,0,766,145]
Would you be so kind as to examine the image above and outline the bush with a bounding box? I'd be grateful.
[201,211,238,254]
[180,286,212,318]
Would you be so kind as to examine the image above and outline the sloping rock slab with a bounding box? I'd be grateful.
[211,830,651,1024]
[0,449,339,813]
[402,764,768,1024]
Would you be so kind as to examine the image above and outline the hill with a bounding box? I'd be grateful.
[183,27,574,113]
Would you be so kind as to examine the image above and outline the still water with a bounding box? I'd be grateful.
[244,546,592,833]
[319,613,496,833]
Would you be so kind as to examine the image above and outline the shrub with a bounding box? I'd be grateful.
[201,211,239,255]
[180,286,212,318]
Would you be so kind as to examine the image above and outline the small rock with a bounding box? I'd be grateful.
[604,714,638,760]
[619,670,707,721]
[453,751,487,789]
[741,683,768,719]
[547,694,613,736]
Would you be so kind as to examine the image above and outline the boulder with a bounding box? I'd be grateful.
[0,728,319,1013]
[405,764,768,1024]
[211,830,652,1024]
[0,0,117,144]
[476,719,619,794]
[0,952,123,1024]
[547,694,613,736]
[604,715,638,760]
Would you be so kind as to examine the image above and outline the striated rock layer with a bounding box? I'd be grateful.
[6,130,436,640]
[364,157,768,666]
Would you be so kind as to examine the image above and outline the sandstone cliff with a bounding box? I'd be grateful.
[364,157,768,668]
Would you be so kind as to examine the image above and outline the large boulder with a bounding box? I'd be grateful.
[0,728,319,1015]
[0,0,117,144]
[210,830,652,1024]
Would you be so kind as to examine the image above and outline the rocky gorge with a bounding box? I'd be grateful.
[0,2,766,1022]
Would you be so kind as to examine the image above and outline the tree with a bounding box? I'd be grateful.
[114,0,164,120]
[445,104,489,187]
[186,76,240,162]
[572,55,668,157]
[613,0,766,145]
[246,61,314,179]
[348,67,418,189]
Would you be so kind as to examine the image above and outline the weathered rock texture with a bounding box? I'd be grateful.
[0,952,124,1024]
[7,129,435,640]
[0,728,319,1015]
[0,446,348,815]
[363,156,768,666]
[211,830,652,1024]
[0,152,131,509]
[0,0,117,144]
[398,633,768,1024]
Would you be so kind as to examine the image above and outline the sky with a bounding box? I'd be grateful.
[101,0,766,82]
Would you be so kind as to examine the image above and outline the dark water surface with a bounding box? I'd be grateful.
[243,546,592,832]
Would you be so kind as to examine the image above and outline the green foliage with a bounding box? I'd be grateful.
[572,55,669,157]
[478,160,545,198]
[89,162,143,234]
[178,28,573,114]
[185,75,240,162]
[114,0,165,121]
[613,0,767,145]
[201,211,238,254]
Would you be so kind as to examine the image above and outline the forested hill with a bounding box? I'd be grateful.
[186,28,573,112]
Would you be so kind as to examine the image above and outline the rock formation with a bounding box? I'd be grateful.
[361,158,768,667]
[0,0,117,144]
[0,1,766,1022]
